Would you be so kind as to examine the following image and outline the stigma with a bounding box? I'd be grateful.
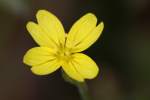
[56,45,72,63]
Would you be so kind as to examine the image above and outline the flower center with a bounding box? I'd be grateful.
[56,46,72,63]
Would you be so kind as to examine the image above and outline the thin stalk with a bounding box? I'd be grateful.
[62,70,92,100]
[76,82,92,100]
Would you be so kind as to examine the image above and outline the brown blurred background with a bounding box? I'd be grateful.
[0,0,150,100]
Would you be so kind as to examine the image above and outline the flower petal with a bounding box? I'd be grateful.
[72,22,104,52]
[23,47,57,66]
[36,10,66,46]
[62,61,84,82]
[71,53,99,79]
[31,59,60,75]
[66,13,97,50]
[26,22,57,48]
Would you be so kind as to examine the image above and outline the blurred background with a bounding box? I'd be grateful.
[0,0,150,100]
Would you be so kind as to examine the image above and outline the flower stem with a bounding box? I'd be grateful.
[76,82,92,100]
[62,70,92,100]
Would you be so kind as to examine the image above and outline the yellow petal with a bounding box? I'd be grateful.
[26,22,57,48]
[72,53,99,79]
[62,61,84,82]
[66,13,97,49]
[23,47,57,66]
[36,10,66,46]
[31,59,60,75]
[71,22,104,52]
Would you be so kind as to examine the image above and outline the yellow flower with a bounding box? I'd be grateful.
[23,10,104,82]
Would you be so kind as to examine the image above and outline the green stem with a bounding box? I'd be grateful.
[76,82,92,100]
[62,70,92,100]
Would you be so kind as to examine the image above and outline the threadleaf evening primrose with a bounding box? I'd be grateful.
[23,10,104,82]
